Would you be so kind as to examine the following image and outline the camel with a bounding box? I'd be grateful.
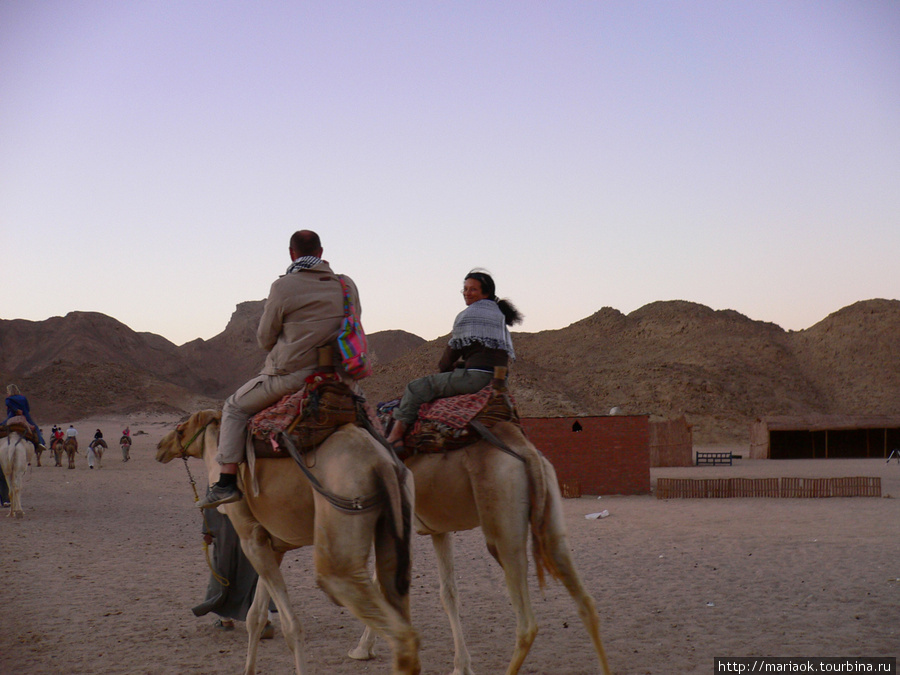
[119,435,131,462]
[156,410,420,675]
[88,438,107,469]
[1,430,31,518]
[349,420,612,675]
[50,438,64,466]
[64,437,77,469]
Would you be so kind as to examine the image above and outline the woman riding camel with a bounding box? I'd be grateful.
[3,384,45,449]
[385,269,523,447]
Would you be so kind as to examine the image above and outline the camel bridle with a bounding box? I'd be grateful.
[174,420,213,460]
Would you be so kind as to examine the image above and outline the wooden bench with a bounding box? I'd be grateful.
[695,451,733,466]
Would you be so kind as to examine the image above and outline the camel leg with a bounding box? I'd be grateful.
[315,514,419,675]
[484,526,536,675]
[4,468,18,518]
[349,514,413,664]
[7,481,19,517]
[239,537,309,675]
[428,532,475,675]
[243,572,276,674]
[348,505,417,663]
[347,528,416,665]
[2,442,27,519]
[12,465,24,518]
[472,455,536,675]
[542,475,612,675]
[317,564,420,675]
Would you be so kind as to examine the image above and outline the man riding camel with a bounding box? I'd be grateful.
[198,230,363,509]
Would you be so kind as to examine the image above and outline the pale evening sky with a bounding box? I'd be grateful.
[2,1,898,346]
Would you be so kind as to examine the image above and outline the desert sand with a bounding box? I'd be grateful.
[2,414,898,675]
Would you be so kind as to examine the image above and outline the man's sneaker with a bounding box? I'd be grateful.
[197,481,242,509]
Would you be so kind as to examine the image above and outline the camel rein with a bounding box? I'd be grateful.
[176,421,230,588]
[278,431,386,514]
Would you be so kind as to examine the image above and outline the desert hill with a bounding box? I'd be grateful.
[2,298,898,443]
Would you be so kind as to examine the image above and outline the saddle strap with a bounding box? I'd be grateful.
[358,413,410,479]
[278,432,384,514]
[469,421,526,463]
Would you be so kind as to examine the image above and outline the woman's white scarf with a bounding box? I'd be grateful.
[448,299,515,359]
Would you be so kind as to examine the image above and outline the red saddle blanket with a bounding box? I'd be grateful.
[247,374,379,458]
[380,386,519,457]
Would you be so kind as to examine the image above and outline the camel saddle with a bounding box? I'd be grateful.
[247,373,368,459]
[0,417,40,446]
[380,383,520,460]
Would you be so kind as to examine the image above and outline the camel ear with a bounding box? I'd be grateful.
[193,409,221,429]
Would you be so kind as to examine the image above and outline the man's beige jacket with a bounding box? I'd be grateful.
[257,260,361,377]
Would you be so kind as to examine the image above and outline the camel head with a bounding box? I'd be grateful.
[156,410,221,464]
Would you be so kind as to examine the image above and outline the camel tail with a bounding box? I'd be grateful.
[520,432,563,590]
[375,460,413,598]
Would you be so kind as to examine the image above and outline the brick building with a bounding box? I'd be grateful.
[520,415,650,495]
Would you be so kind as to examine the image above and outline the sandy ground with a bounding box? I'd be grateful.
[2,416,898,675]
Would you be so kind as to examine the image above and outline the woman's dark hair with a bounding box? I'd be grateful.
[465,270,524,326]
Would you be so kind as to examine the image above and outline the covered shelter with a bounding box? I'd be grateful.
[648,415,693,467]
[750,415,900,460]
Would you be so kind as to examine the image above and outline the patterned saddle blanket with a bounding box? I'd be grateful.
[380,385,520,459]
[247,373,374,459]
[0,417,40,446]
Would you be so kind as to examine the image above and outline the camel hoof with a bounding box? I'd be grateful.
[348,647,376,661]
[14,511,24,519]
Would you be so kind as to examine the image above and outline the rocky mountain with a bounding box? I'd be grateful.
[2,298,898,443]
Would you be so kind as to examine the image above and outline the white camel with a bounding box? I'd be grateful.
[156,410,420,675]
[1,429,31,518]
[88,438,106,469]
[349,420,612,675]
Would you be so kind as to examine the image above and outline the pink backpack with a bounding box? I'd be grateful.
[336,276,372,379]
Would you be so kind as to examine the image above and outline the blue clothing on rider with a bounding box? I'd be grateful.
[4,391,45,446]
